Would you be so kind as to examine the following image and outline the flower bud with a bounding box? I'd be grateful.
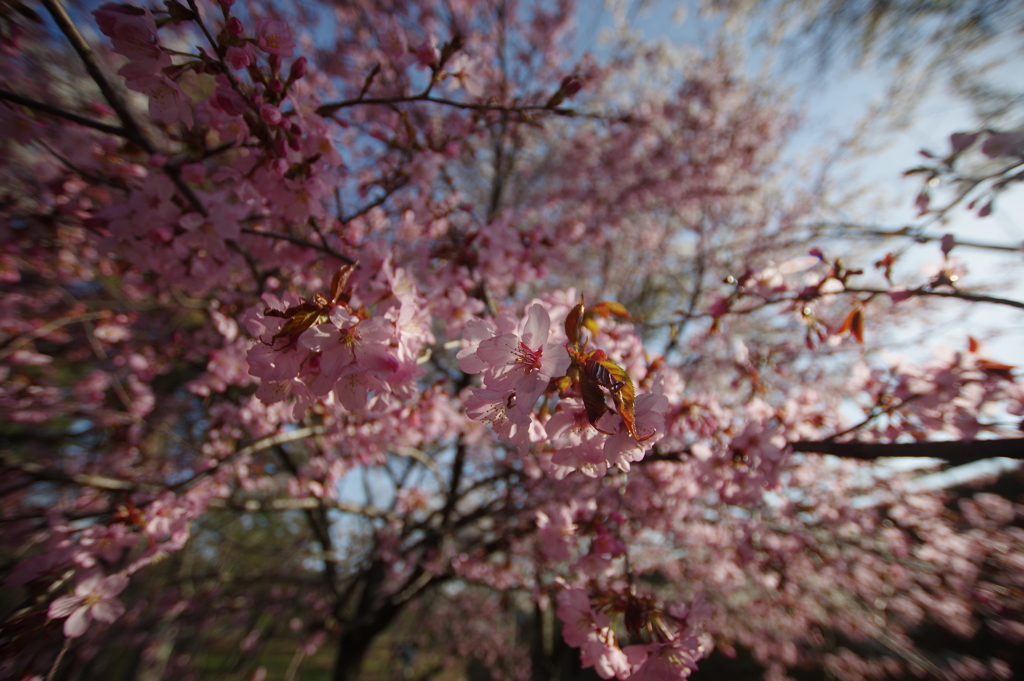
[288,56,307,82]
[260,103,283,125]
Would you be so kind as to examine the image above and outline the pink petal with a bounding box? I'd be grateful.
[90,598,126,624]
[477,334,519,367]
[355,343,398,374]
[97,573,129,598]
[63,605,91,637]
[540,344,571,378]
[48,594,83,620]
[521,305,550,350]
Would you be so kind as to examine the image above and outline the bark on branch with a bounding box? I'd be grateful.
[791,438,1024,465]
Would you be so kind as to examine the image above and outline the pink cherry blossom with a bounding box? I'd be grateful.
[226,45,253,69]
[475,304,571,420]
[378,20,408,62]
[48,572,129,637]
[299,309,398,386]
[93,4,169,69]
[255,17,295,57]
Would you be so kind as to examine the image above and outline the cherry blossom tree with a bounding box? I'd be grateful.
[1,1,1022,680]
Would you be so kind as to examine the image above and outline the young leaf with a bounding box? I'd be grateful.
[330,262,358,305]
[599,360,640,439]
[580,371,609,427]
[565,296,585,349]
[590,301,631,321]
[270,305,329,347]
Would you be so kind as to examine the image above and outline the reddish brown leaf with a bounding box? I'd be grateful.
[579,372,608,427]
[851,309,864,344]
[839,308,864,344]
[330,263,358,305]
[590,301,631,320]
[565,296,585,348]
[976,359,1016,380]
[593,359,640,440]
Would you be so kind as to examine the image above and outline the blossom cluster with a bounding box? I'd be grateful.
[557,587,711,681]
[458,304,571,446]
[94,3,193,127]
[457,298,668,476]
[244,260,430,421]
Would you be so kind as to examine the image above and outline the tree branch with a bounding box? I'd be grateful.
[240,227,355,264]
[317,93,618,122]
[40,0,208,216]
[791,438,1024,465]
[0,88,127,138]
[208,496,396,520]
[814,221,1023,253]
[845,287,1024,310]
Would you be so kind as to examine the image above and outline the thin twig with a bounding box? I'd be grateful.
[173,426,329,493]
[40,0,208,216]
[207,496,396,519]
[814,222,1023,253]
[0,452,146,492]
[0,311,112,362]
[45,637,72,681]
[791,438,1024,464]
[240,227,355,264]
[318,93,620,122]
[0,88,127,137]
[845,287,1024,310]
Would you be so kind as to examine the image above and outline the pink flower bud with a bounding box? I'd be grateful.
[288,56,307,81]
[260,103,282,125]
[940,233,955,255]
[887,288,913,304]
[255,17,295,57]
[226,17,243,37]
[268,78,283,93]
[379,22,408,62]
[180,163,206,184]
[213,87,247,116]
[225,45,250,69]
[949,132,978,153]
[981,131,1024,158]
[415,35,439,66]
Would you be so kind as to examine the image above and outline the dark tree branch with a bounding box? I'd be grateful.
[845,287,1024,310]
[0,88,127,137]
[208,496,395,520]
[317,93,619,122]
[791,438,1024,465]
[40,0,208,217]
[240,227,355,264]
[814,221,1023,253]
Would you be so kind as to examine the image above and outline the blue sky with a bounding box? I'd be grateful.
[573,0,1024,365]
